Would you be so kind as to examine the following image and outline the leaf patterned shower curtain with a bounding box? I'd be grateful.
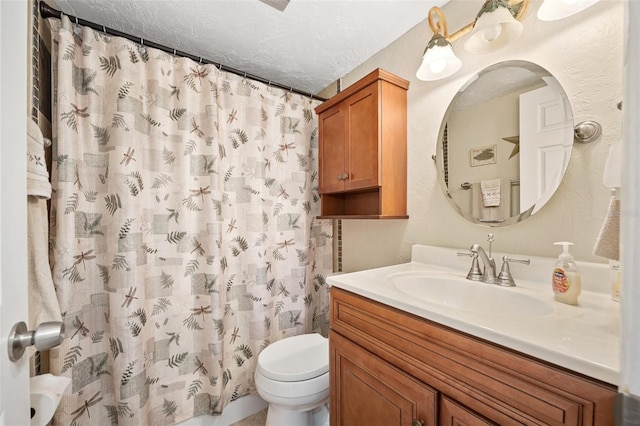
[48,16,333,425]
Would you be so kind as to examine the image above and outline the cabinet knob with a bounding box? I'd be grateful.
[412,420,425,426]
[337,173,349,181]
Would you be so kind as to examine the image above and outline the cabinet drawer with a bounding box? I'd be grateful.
[330,288,616,425]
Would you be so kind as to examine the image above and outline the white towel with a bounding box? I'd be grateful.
[27,120,62,330]
[27,119,52,199]
[28,197,62,330]
[471,180,511,223]
[481,179,501,207]
[593,196,620,261]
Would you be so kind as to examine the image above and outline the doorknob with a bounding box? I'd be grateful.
[8,321,65,361]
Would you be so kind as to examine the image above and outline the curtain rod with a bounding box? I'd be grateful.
[39,2,327,102]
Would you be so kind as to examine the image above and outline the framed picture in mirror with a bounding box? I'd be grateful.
[470,145,497,167]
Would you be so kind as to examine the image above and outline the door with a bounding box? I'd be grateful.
[319,104,347,194]
[331,331,436,426]
[345,83,379,191]
[519,82,573,214]
[440,397,496,426]
[622,0,640,412]
[0,1,31,425]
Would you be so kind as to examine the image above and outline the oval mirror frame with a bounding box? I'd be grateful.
[436,60,574,226]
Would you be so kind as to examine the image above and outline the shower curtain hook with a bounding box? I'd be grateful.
[74,16,78,24]
[198,57,203,64]
[140,38,144,46]
[101,25,106,34]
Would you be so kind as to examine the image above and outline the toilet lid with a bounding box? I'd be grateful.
[257,333,328,382]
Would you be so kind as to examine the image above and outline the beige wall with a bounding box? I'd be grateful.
[336,0,623,272]
[448,91,520,211]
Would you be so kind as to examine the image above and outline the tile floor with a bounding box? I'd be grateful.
[229,408,267,426]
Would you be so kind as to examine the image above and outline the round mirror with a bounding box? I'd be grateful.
[436,60,574,226]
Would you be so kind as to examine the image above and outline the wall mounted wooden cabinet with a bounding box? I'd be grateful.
[330,288,616,426]
[315,69,409,219]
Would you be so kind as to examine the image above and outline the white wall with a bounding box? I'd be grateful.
[338,0,623,271]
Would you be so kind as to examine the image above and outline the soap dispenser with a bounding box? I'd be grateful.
[552,242,581,305]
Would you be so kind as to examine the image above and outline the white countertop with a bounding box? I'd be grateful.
[327,245,620,385]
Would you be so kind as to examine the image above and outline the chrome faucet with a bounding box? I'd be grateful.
[458,234,530,286]
[469,243,498,284]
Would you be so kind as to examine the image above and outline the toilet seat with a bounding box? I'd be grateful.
[257,333,328,382]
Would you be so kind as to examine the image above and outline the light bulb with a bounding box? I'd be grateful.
[480,24,502,42]
[429,59,446,74]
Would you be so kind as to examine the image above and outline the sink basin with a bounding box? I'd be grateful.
[389,271,554,317]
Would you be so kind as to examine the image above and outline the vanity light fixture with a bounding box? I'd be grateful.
[537,0,601,21]
[416,8,462,81]
[464,0,524,54]
[416,0,529,82]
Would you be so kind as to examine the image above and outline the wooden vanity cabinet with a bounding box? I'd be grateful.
[332,331,437,426]
[330,288,617,426]
[315,68,409,219]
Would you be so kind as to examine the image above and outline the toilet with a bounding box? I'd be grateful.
[254,333,330,426]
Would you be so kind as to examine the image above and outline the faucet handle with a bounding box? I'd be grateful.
[458,251,482,281]
[504,256,530,265]
[497,256,530,287]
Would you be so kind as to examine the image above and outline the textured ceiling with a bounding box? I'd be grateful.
[51,0,448,95]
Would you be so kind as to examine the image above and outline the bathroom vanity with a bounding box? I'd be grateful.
[328,245,618,425]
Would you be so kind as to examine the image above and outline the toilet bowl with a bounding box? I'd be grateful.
[254,333,329,426]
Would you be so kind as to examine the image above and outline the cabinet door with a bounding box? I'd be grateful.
[440,397,496,426]
[331,331,436,426]
[318,104,347,194]
[345,83,379,191]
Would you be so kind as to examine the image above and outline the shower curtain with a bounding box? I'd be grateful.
[48,16,332,425]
